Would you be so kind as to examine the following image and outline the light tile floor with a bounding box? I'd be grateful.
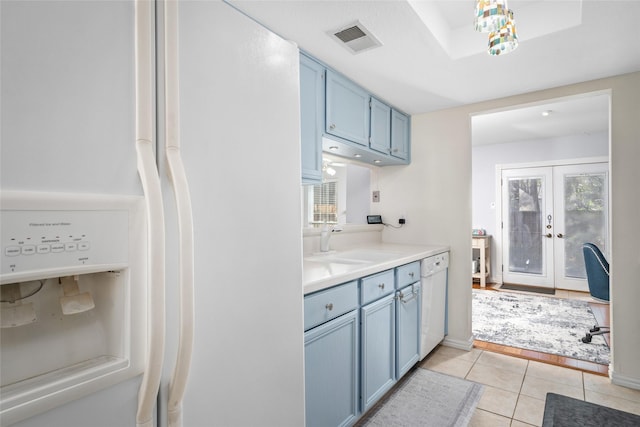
[420,345,640,427]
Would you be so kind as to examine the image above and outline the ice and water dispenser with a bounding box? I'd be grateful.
[0,191,147,424]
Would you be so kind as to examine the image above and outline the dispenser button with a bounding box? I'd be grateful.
[21,245,36,255]
[5,246,21,256]
[78,242,90,251]
[65,243,77,252]
[37,244,51,254]
[51,243,65,253]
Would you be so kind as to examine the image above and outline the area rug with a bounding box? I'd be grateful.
[543,393,640,426]
[472,290,610,365]
[358,368,484,427]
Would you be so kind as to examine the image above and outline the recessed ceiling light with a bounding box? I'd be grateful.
[542,110,553,117]
[373,160,382,164]
[354,154,362,158]
[329,146,339,151]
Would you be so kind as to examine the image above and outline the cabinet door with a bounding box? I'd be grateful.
[325,70,370,146]
[305,310,359,427]
[361,293,396,412]
[396,283,421,378]
[300,54,324,183]
[369,97,391,155]
[390,109,410,160]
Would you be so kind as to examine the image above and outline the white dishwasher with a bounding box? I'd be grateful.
[419,252,449,360]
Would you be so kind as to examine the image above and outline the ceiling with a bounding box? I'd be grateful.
[229,0,639,144]
[471,93,610,145]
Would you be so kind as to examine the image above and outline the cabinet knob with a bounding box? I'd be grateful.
[378,283,385,290]
[325,303,333,311]
[544,233,553,238]
[408,272,414,278]
[557,233,564,238]
[329,124,336,130]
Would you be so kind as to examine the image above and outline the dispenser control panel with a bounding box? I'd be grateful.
[1,209,129,281]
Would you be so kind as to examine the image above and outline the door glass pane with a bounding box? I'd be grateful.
[563,173,606,278]
[508,178,543,275]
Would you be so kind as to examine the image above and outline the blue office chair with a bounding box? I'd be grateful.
[581,243,610,343]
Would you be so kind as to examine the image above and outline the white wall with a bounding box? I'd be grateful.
[472,132,609,281]
[376,110,474,351]
[375,72,640,389]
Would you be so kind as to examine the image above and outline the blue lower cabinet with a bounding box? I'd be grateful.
[396,283,421,379]
[360,293,396,412]
[304,263,425,426]
[304,310,359,427]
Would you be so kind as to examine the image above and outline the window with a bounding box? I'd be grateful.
[311,181,338,227]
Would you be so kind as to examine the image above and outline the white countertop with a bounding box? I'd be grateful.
[303,243,449,295]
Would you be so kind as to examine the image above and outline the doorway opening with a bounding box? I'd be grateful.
[471,92,610,289]
[470,91,611,372]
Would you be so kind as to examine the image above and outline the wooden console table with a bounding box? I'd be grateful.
[472,236,491,288]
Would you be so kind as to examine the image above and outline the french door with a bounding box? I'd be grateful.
[502,162,608,291]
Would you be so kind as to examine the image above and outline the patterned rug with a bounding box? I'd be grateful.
[472,290,610,365]
[358,368,483,427]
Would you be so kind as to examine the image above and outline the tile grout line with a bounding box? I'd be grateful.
[466,349,523,424]
[511,359,531,425]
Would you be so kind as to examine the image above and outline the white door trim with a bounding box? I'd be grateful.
[494,156,608,286]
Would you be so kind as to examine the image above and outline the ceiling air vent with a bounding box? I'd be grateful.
[329,21,382,54]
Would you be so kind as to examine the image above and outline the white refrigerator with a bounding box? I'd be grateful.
[0,1,305,426]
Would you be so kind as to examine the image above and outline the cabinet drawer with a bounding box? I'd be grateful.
[395,261,420,289]
[361,269,395,305]
[304,281,358,331]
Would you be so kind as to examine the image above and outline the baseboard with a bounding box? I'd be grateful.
[611,370,640,391]
[441,335,474,351]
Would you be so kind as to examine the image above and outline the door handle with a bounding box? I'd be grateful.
[557,233,564,238]
[544,233,553,238]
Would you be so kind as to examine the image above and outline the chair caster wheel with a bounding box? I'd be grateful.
[582,334,593,343]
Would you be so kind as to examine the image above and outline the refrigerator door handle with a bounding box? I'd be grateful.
[135,1,166,427]
[165,1,195,427]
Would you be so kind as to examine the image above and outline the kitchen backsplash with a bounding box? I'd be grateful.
[302,224,384,255]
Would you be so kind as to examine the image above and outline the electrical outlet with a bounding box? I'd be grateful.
[372,190,380,203]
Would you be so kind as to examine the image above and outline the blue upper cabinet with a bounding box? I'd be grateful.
[300,54,324,184]
[325,70,370,146]
[300,52,410,167]
[369,97,391,155]
[391,109,410,161]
